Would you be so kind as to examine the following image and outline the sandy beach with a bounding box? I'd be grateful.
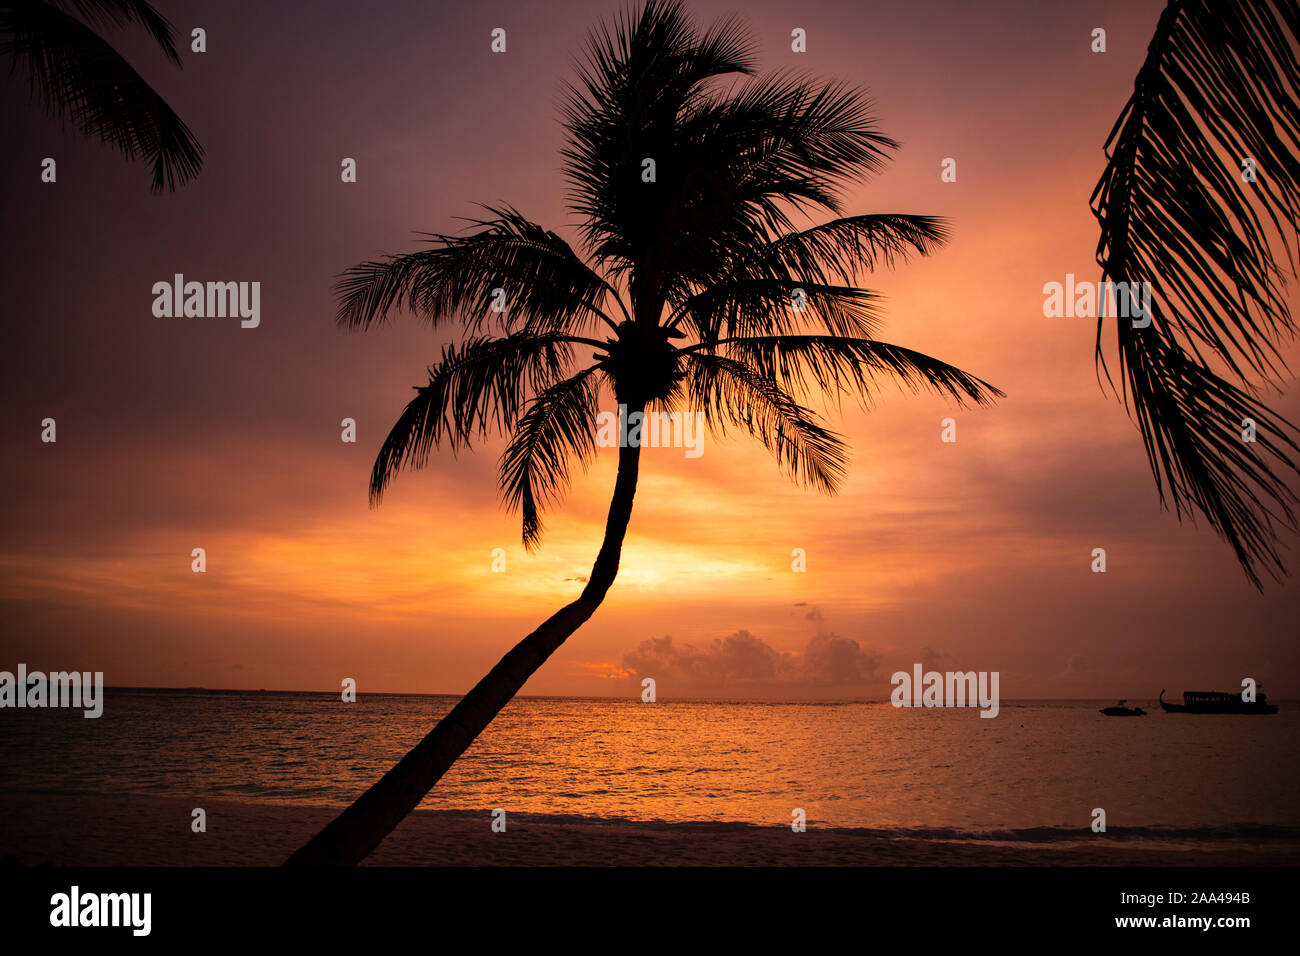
[2,792,1295,867]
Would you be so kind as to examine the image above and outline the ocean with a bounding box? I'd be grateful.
[3,688,1298,845]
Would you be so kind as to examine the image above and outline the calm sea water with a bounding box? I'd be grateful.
[2,689,1298,838]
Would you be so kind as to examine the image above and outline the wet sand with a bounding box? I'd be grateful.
[1,792,1294,867]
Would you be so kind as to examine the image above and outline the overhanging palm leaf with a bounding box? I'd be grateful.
[1091,0,1300,586]
[52,0,181,62]
[1,0,202,191]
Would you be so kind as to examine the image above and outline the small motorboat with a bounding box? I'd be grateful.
[1099,699,1146,716]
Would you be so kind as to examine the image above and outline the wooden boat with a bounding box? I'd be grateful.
[1099,699,1145,716]
[1158,688,1278,714]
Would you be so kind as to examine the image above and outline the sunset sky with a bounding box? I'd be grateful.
[2,0,1297,699]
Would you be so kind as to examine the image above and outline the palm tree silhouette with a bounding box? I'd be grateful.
[1,0,202,191]
[287,0,1000,866]
[1092,0,1300,587]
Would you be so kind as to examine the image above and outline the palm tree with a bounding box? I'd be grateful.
[1091,0,1300,587]
[1,0,202,191]
[286,0,1001,866]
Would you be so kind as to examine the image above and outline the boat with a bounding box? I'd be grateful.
[1099,699,1145,716]
[1158,688,1278,714]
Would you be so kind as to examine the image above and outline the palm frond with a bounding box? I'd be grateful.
[759,214,950,285]
[1125,334,1300,583]
[560,0,899,315]
[499,367,603,549]
[685,352,849,493]
[708,334,1004,409]
[560,0,757,263]
[1091,0,1300,586]
[669,214,949,341]
[51,0,182,63]
[1,0,202,191]
[673,279,884,343]
[335,205,623,333]
[369,332,586,504]
[694,69,898,215]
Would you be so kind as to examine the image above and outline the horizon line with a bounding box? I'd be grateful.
[88,684,1260,703]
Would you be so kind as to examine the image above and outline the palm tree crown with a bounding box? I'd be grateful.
[338,0,1000,548]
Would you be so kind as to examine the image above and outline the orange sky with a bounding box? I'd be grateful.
[1,0,1297,698]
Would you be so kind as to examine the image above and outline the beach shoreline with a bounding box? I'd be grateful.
[2,792,1295,867]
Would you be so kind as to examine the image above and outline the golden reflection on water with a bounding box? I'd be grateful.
[3,690,1298,835]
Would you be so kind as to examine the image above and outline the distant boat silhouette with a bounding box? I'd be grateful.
[1099,699,1146,716]
[1159,688,1277,714]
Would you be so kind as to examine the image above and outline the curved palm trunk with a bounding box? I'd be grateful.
[285,432,643,866]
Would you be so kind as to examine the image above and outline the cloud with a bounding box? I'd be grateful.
[918,646,952,674]
[620,624,883,694]
[621,632,783,685]
[802,633,883,684]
